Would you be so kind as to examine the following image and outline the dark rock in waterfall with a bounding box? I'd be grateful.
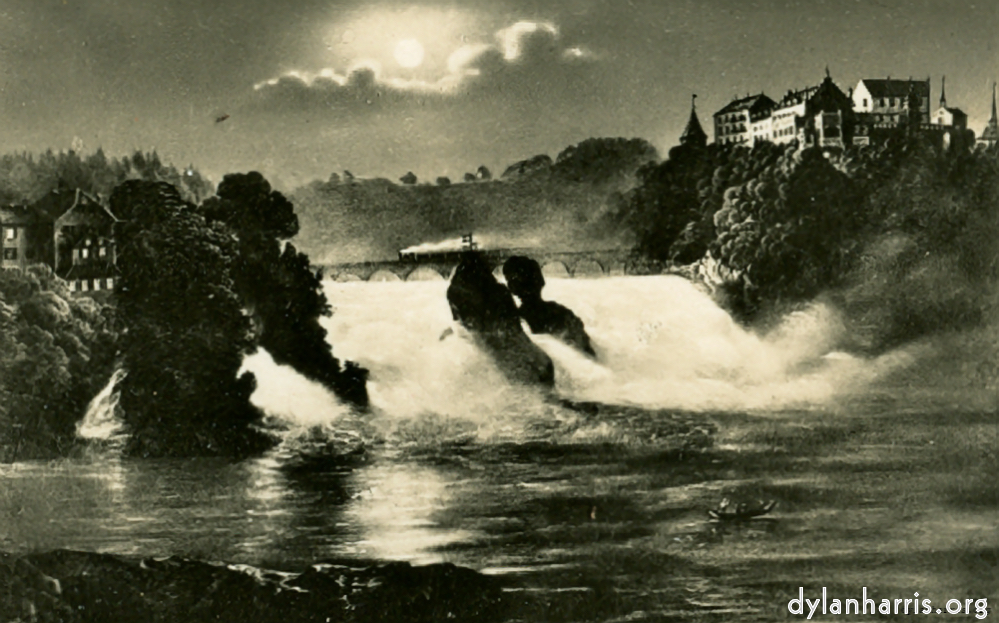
[0,549,506,623]
[446,253,554,386]
[503,256,596,357]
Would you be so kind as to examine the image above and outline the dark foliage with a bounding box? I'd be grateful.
[617,134,999,348]
[2,549,506,623]
[0,149,213,206]
[0,267,118,460]
[553,137,659,185]
[202,172,368,407]
[711,146,864,318]
[112,180,274,458]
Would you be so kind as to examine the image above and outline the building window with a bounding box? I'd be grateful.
[99,246,107,258]
[106,278,114,290]
[4,227,15,240]
[3,247,16,260]
[81,280,89,292]
[863,98,868,107]
[93,279,101,291]
[82,248,89,259]
[879,98,885,107]
[69,281,77,292]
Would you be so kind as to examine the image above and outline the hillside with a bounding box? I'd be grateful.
[290,138,658,263]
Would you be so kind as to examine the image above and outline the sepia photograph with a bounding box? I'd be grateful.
[0,0,996,620]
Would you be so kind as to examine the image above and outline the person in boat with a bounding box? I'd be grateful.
[446,252,554,386]
[502,256,596,357]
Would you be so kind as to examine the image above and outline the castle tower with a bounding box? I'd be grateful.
[978,82,998,149]
[680,94,708,148]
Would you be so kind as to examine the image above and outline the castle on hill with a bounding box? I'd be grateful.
[678,71,997,152]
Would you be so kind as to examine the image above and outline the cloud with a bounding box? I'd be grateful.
[496,21,559,62]
[251,20,595,111]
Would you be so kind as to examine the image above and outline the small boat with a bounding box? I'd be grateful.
[707,498,777,521]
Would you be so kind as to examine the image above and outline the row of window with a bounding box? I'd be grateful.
[862,96,922,109]
[68,278,114,293]
[73,247,109,260]
[718,124,747,135]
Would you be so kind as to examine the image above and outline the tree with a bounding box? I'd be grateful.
[112,180,273,457]
[554,137,659,184]
[0,265,119,460]
[201,172,369,407]
[399,171,418,185]
[711,147,863,319]
[476,166,492,181]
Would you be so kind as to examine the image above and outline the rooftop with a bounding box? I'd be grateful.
[714,93,775,116]
[859,78,930,99]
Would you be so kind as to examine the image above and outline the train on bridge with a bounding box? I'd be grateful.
[322,233,652,282]
[398,233,488,263]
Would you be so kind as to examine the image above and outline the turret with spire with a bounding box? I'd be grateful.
[978,82,998,149]
[679,94,708,148]
[939,75,947,109]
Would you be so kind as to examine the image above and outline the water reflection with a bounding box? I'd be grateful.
[346,459,480,565]
[1,449,473,567]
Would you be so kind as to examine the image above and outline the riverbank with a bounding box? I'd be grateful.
[1,548,504,622]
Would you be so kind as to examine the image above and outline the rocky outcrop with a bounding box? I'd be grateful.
[0,549,504,623]
[446,253,554,386]
[502,256,596,357]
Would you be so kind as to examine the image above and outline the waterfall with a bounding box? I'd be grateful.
[77,368,127,440]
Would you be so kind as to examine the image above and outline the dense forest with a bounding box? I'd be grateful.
[0,266,118,460]
[610,132,999,352]
[0,149,214,206]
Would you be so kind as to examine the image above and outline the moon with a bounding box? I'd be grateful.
[394,39,425,68]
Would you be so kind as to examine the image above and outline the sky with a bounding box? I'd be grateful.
[0,0,996,189]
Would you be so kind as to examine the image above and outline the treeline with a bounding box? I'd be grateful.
[611,133,999,350]
[290,138,659,263]
[0,149,214,206]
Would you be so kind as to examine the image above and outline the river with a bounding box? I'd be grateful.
[2,276,996,621]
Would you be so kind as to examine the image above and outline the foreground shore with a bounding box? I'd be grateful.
[1,549,505,623]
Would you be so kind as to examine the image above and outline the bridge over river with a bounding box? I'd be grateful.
[318,248,660,282]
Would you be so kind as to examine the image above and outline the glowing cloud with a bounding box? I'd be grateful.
[252,18,596,107]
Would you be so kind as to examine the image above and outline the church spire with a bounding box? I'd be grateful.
[939,75,947,109]
[978,82,999,149]
[991,82,997,124]
[679,93,707,148]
